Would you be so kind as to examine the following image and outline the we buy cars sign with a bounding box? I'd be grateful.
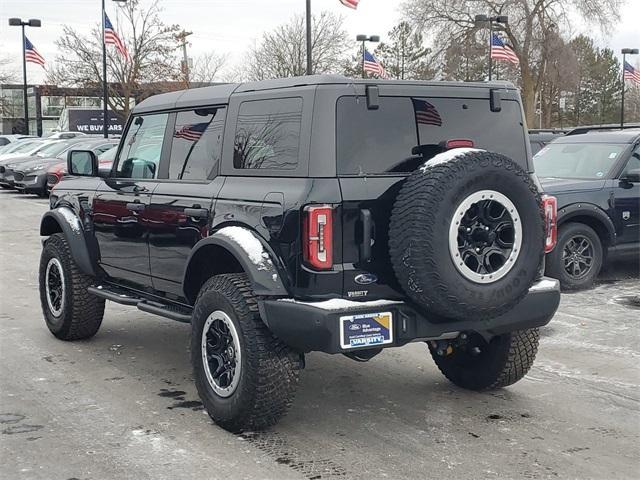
[68,109,124,134]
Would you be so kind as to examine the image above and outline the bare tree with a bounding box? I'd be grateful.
[244,11,350,81]
[0,55,18,84]
[403,0,622,126]
[189,52,228,85]
[46,0,181,120]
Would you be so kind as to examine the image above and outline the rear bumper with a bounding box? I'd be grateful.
[260,277,560,354]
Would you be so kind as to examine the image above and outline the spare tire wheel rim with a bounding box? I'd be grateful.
[201,310,242,398]
[45,257,65,317]
[449,190,522,284]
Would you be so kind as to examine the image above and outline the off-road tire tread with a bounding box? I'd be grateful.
[389,152,544,320]
[39,233,105,340]
[430,328,540,390]
[193,273,300,432]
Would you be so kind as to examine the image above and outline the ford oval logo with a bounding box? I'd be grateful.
[354,273,378,285]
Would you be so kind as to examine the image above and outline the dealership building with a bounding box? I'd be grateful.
[0,82,202,136]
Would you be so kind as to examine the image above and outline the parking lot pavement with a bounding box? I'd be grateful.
[1,189,638,480]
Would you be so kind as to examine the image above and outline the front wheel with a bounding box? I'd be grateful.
[191,273,300,433]
[39,233,105,340]
[546,222,603,291]
[429,329,540,390]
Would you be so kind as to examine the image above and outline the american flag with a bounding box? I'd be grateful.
[363,50,388,78]
[624,61,640,85]
[412,99,442,126]
[174,123,208,142]
[339,0,359,9]
[104,13,129,59]
[25,37,45,68]
[491,34,519,65]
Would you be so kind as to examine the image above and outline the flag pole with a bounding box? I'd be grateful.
[102,0,109,138]
[305,0,312,75]
[488,23,493,81]
[620,52,627,128]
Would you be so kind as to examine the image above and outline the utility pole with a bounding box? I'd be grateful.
[176,30,193,87]
[305,0,312,75]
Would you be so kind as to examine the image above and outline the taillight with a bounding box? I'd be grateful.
[303,204,334,270]
[445,139,474,149]
[542,195,557,253]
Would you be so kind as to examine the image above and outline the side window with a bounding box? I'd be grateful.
[233,97,302,170]
[621,145,640,176]
[116,113,168,179]
[168,107,226,180]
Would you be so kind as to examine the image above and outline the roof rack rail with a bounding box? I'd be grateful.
[528,128,569,134]
[565,123,640,136]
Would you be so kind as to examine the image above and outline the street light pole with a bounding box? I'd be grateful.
[356,34,380,79]
[475,14,508,82]
[9,17,41,135]
[620,48,639,127]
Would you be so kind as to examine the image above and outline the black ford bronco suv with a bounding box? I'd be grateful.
[39,75,560,432]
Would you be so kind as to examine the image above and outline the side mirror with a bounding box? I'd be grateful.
[621,168,640,183]
[67,150,98,177]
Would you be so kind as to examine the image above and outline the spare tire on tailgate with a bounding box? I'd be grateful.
[389,149,544,321]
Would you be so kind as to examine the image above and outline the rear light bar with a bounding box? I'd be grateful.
[542,195,557,253]
[444,139,474,149]
[303,204,334,270]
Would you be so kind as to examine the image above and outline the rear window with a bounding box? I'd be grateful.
[336,96,527,175]
[534,142,626,179]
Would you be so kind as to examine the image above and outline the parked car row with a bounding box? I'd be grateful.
[0,137,118,197]
[532,126,640,290]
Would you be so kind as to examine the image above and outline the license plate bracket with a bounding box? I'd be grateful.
[339,311,393,350]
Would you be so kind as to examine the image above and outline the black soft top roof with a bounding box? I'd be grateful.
[132,75,517,114]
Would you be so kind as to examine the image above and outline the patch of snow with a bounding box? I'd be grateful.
[420,148,485,172]
[272,273,278,282]
[58,207,82,234]
[278,298,402,311]
[217,226,266,266]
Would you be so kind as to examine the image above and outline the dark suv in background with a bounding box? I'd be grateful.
[39,75,559,432]
[535,127,640,290]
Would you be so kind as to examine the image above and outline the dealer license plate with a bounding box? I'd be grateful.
[339,312,393,350]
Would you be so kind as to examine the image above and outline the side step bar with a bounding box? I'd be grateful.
[88,285,192,323]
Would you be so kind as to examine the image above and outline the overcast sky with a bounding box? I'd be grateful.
[1,0,639,84]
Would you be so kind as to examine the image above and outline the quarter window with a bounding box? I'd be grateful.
[169,107,226,180]
[233,98,302,170]
[116,113,168,179]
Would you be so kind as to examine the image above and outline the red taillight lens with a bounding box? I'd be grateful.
[303,204,334,270]
[445,139,474,149]
[542,195,557,253]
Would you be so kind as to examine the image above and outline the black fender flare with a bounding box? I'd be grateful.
[183,226,289,298]
[40,208,96,276]
[557,202,617,246]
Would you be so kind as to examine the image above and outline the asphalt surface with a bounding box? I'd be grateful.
[1,189,639,480]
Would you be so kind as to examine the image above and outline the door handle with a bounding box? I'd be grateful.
[184,208,209,219]
[126,202,145,212]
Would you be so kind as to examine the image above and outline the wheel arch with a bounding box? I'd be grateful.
[40,208,96,277]
[557,203,616,249]
[183,226,289,304]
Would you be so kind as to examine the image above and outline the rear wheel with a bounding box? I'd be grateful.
[429,329,540,390]
[191,273,300,433]
[546,222,603,291]
[39,233,105,340]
